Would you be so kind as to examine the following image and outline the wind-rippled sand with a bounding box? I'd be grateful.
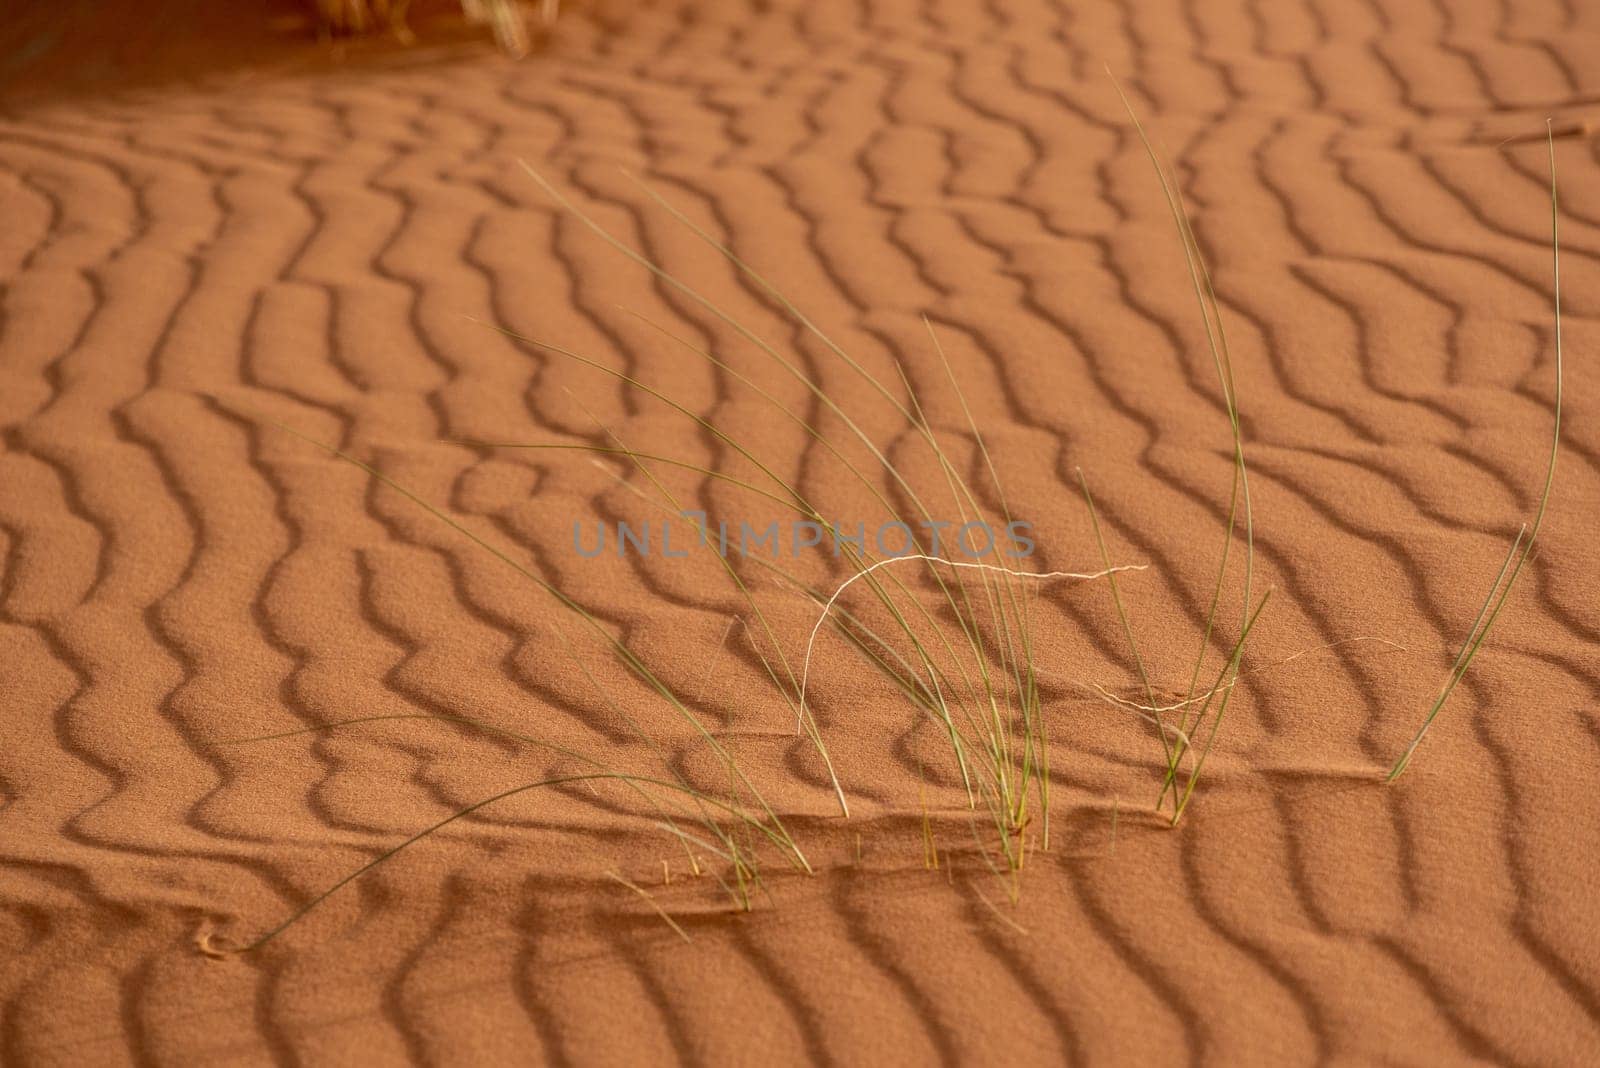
[2,0,1598,1062]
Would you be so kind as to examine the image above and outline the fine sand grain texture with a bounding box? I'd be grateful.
[3,0,1599,1064]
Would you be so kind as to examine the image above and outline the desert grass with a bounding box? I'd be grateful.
[221,420,816,949]
[607,869,692,943]
[227,102,1564,947]
[1066,76,1265,827]
[311,0,556,54]
[511,164,1130,881]
[231,104,1271,943]
[1386,125,1565,781]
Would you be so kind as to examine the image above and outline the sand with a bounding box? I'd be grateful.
[2,0,1599,1063]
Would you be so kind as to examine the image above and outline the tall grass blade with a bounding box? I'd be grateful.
[1386,123,1563,781]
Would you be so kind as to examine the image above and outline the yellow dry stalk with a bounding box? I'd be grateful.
[310,0,556,54]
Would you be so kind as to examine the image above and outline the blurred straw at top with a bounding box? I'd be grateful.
[312,0,560,55]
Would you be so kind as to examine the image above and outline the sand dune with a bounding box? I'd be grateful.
[2,0,1599,1062]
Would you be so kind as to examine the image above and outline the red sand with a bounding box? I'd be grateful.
[2,1,1599,1062]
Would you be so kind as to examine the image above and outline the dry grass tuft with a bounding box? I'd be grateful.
[310,0,559,54]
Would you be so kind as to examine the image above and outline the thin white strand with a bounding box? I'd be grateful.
[797,555,1146,732]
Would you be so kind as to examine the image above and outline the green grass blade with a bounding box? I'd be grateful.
[1386,123,1564,781]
